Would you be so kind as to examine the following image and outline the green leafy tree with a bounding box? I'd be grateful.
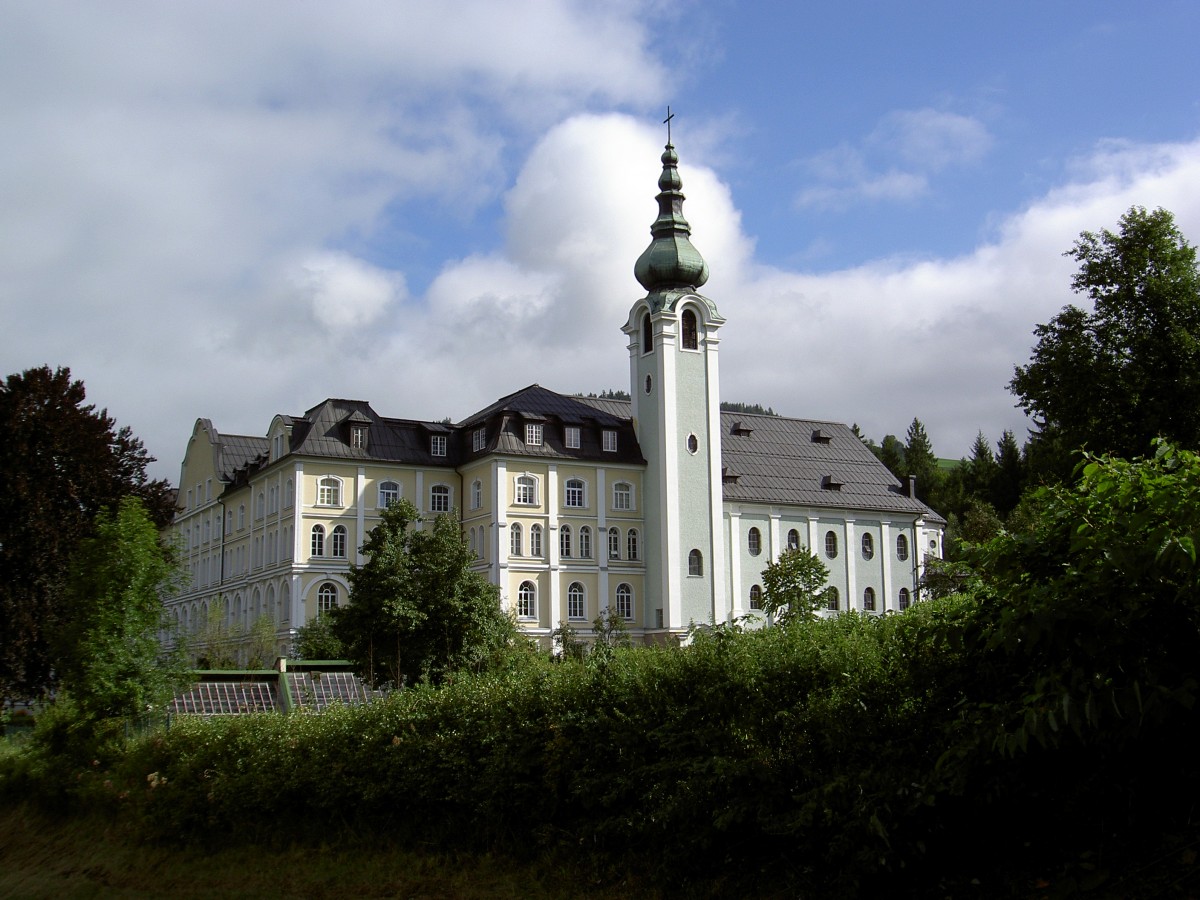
[54,497,188,722]
[333,499,517,686]
[1011,206,1200,476]
[191,598,242,669]
[759,546,831,625]
[550,620,586,661]
[0,366,174,701]
[293,614,345,660]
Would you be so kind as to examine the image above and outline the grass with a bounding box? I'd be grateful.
[0,804,646,900]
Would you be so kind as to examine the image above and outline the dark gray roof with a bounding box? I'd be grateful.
[217,434,268,482]
[287,399,458,468]
[719,411,943,521]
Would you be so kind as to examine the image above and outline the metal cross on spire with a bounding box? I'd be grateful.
[663,106,674,145]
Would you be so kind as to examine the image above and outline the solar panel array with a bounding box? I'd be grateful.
[287,671,371,711]
[171,681,280,715]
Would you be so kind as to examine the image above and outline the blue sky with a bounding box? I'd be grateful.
[3,1,1199,482]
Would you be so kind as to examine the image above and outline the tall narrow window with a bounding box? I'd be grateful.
[787,528,801,551]
[378,481,400,508]
[749,585,763,610]
[642,312,652,353]
[530,524,543,557]
[747,527,762,556]
[559,524,572,558]
[284,479,295,508]
[471,479,482,510]
[896,534,910,561]
[826,587,840,611]
[616,583,633,620]
[318,583,337,616]
[863,587,876,611]
[430,484,450,513]
[473,428,486,452]
[681,309,698,350]
[688,548,703,576]
[564,478,585,508]
[331,525,347,558]
[568,583,585,620]
[579,526,592,559]
[510,523,523,556]
[898,587,911,611]
[351,426,367,449]
[430,435,447,457]
[861,533,875,560]
[825,530,839,559]
[517,581,536,619]
[602,430,617,452]
[627,528,639,561]
[310,525,325,557]
[608,527,620,559]
[565,426,580,449]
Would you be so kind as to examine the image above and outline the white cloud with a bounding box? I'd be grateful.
[300,253,405,331]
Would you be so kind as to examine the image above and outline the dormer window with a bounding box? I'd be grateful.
[430,435,447,457]
[564,426,580,449]
[472,428,486,452]
[821,474,844,490]
[731,421,753,436]
[525,423,543,446]
[811,429,833,444]
[602,430,617,453]
[351,426,367,449]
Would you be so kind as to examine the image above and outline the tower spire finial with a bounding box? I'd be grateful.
[663,105,674,145]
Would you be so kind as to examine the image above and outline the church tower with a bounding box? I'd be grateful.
[623,134,727,636]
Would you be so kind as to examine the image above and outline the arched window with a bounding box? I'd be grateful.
[896,534,910,561]
[237,504,245,529]
[613,482,633,511]
[898,587,911,611]
[280,582,291,623]
[469,528,477,555]
[826,587,840,611]
[787,528,801,551]
[256,492,265,519]
[564,477,585,508]
[616,583,633,620]
[530,524,543,557]
[688,548,703,576]
[331,525,347,558]
[284,478,295,508]
[749,584,763,610]
[266,585,276,625]
[510,523,523,556]
[559,524,572,558]
[608,527,620,559]
[825,530,839,559]
[472,479,482,510]
[517,581,536,619]
[627,528,639,561]
[568,582,585,620]
[861,533,875,560]
[430,484,450,513]
[642,312,652,353]
[317,477,341,506]
[863,587,876,611]
[310,524,325,557]
[378,480,400,508]
[748,527,762,556]
[681,308,698,350]
[318,583,338,616]
[514,475,537,505]
[579,526,592,559]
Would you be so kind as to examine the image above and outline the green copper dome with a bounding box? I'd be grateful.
[634,143,710,293]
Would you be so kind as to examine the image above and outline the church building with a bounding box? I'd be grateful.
[169,138,944,659]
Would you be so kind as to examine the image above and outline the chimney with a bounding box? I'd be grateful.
[906,475,918,499]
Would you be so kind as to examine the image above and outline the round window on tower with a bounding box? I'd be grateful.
[687,434,699,454]
[644,374,652,394]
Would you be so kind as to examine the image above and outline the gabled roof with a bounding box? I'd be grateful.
[287,399,457,467]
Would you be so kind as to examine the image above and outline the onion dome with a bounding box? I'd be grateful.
[634,143,710,292]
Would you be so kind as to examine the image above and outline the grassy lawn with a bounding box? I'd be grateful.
[0,804,641,900]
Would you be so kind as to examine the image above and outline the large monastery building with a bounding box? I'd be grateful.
[170,139,944,660]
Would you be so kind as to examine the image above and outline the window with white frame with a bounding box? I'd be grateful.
[748,527,762,556]
[863,586,876,611]
[602,430,618,452]
[568,582,585,620]
[564,477,585,508]
[473,428,486,452]
[318,583,338,616]
[896,534,910,561]
[525,423,543,446]
[226,511,233,534]
[430,484,450,513]
[471,479,482,510]
[861,533,875,560]
[331,525,347,558]
[530,524,543,557]
[579,526,592,558]
[517,581,536,619]
[559,524,572,558]
[510,523,523,556]
[317,476,341,507]
[514,474,537,505]
[608,527,620,559]
[565,426,580,449]
[430,434,447,457]
[616,583,633,620]
[378,481,400,508]
[613,482,632,511]
[351,426,367,449]
[627,528,639,561]
[311,524,325,557]
[824,530,839,559]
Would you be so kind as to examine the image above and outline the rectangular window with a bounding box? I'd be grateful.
[525,423,543,446]
[430,435,447,457]
[564,479,585,508]
[602,430,617,452]
[613,483,632,511]
[565,426,580,449]
[351,426,367,449]
[473,428,486,452]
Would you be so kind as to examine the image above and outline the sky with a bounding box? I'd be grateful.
[3,1,1200,483]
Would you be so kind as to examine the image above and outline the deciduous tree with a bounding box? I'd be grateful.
[759,546,832,625]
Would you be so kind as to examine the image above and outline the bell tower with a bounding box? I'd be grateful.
[622,128,726,636]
